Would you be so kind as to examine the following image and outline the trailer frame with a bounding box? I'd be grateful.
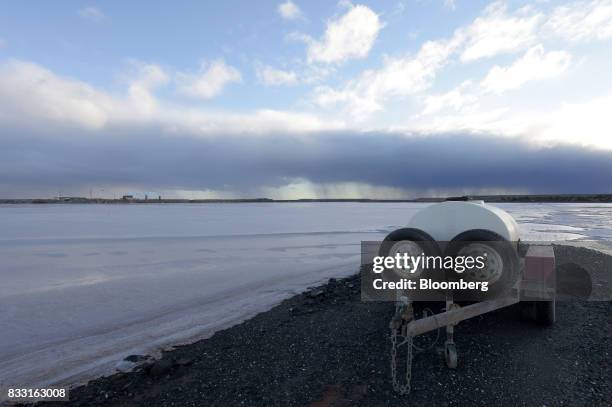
[389,244,556,394]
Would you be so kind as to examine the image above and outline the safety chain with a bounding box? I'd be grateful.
[390,303,414,395]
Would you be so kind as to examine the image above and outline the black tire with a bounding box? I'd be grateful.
[445,229,520,301]
[378,228,442,300]
[380,228,441,257]
[556,262,592,300]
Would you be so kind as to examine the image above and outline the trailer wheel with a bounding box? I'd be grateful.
[380,228,440,256]
[379,228,441,278]
[445,229,519,301]
[534,299,556,326]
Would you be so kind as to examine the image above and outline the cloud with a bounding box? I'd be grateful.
[422,81,479,115]
[1,59,612,198]
[0,60,171,130]
[176,59,241,100]
[0,59,343,135]
[545,0,612,41]
[306,4,382,64]
[311,0,591,120]
[1,127,611,198]
[411,87,612,151]
[460,2,542,62]
[310,1,548,118]
[0,60,116,129]
[78,6,106,22]
[169,108,345,135]
[459,0,612,62]
[256,65,298,86]
[278,0,303,20]
[127,63,169,115]
[444,0,457,11]
[538,92,612,148]
[313,35,462,118]
[481,45,571,94]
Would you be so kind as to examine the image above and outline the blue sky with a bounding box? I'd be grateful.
[1,0,491,111]
[1,1,612,198]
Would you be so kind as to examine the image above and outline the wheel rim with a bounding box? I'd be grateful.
[457,243,504,284]
[387,240,425,278]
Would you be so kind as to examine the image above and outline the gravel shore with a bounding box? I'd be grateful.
[40,245,611,407]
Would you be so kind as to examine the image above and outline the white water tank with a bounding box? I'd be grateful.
[407,201,520,243]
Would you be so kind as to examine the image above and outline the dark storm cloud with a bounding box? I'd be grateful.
[1,125,611,197]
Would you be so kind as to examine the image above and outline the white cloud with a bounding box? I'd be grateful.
[310,1,551,118]
[127,64,169,115]
[481,45,571,94]
[307,4,382,64]
[301,64,334,84]
[444,0,457,11]
[278,1,303,20]
[539,92,612,148]
[130,64,168,89]
[0,60,171,130]
[314,35,462,118]
[176,60,241,100]
[423,91,612,150]
[0,60,115,129]
[460,2,542,62]
[312,1,593,120]
[545,0,612,41]
[172,108,345,135]
[409,83,612,150]
[257,65,298,86]
[0,59,343,135]
[422,81,478,115]
[4,1,612,152]
[78,6,106,22]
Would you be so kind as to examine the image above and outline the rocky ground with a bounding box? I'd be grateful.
[35,246,611,407]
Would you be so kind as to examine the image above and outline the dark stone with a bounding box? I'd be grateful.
[307,289,324,298]
[124,354,149,363]
[148,359,173,377]
[175,357,194,367]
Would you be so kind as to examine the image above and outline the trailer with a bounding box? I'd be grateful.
[381,202,556,394]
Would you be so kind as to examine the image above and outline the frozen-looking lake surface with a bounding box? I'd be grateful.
[1,202,611,392]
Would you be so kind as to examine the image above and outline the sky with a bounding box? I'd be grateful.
[1,0,612,199]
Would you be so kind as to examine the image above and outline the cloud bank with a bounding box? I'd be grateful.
[1,125,611,198]
[1,56,611,199]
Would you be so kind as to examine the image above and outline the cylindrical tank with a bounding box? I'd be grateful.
[407,201,520,243]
